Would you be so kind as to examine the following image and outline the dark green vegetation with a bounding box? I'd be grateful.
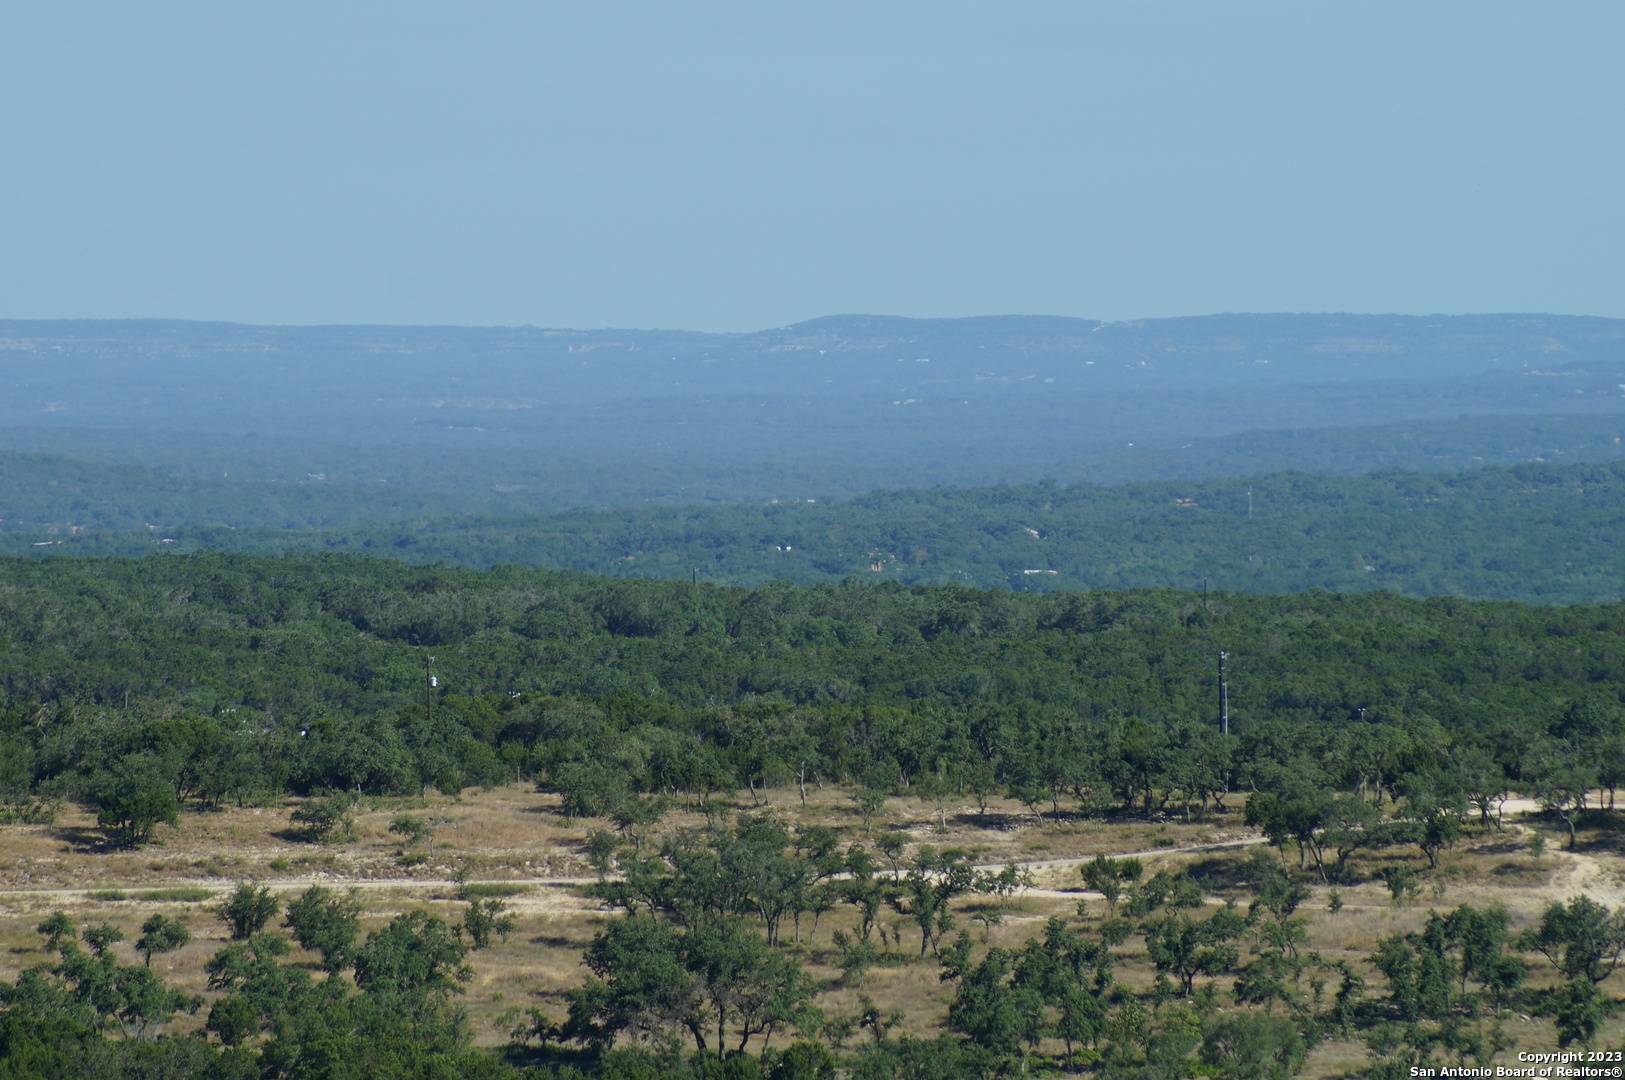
[15,460,1621,604]
[7,903,509,1079]
[3,554,1625,1074]
[0,552,1620,815]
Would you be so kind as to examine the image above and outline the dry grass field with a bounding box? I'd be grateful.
[1,784,1621,1073]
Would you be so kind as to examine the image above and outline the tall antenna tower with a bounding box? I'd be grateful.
[1218,650,1230,737]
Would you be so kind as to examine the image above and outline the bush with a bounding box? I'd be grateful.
[0,797,61,825]
[765,1041,838,1080]
[284,885,362,971]
[137,914,191,966]
[92,757,180,849]
[544,761,631,820]
[290,792,357,843]
[458,882,531,899]
[459,897,516,950]
[88,887,213,903]
[1199,1011,1307,1079]
[220,883,280,940]
[37,911,77,950]
[389,813,435,848]
[1381,866,1420,907]
[207,993,260,1047]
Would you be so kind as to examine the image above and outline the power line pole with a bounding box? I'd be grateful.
[1218,650,1229,738]
[424,655,436,730]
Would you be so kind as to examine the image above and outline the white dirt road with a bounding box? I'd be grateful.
[0,799,1612,916]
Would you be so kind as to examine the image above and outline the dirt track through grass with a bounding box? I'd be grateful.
[0,803,1610,913]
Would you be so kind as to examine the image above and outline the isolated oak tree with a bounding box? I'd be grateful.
[284,885,363,973]
[1524,896,1625,985]
[136,914,190,967]
[92,755,180,849]
[220,883,279,940]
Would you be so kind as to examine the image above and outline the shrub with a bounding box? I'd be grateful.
[136,914,191,966]
[92,758,180,849]
[290,792,357,843]
[459,896,516,950]
[220,883,280,940]
[284,885,362,971]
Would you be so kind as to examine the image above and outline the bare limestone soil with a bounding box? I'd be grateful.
[0,785,1620,1070]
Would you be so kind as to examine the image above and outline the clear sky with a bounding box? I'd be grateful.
[4,1,1621,330]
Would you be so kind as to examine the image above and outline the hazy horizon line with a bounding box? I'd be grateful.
[2,308,1621,336]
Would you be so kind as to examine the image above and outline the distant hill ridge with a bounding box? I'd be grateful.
[7,310,1625,352]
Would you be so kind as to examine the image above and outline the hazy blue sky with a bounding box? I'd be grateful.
[4,2,1620,330]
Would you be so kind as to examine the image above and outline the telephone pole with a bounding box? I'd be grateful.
[424,655,436,730]
[1218,650,1230,738]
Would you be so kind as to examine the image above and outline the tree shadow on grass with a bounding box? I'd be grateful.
[498,1041,594,1072]
[51,823,112,854]
[1471,833,1531,857]
[1182,855,1255,895]
[950,810,1026,831]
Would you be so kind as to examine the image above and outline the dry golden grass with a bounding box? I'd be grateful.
[2,784,1623,1066]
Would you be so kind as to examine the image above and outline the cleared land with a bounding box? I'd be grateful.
[1,784,1621,1072]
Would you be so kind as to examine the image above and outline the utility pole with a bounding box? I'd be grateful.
[1218,650,1230,738]
[424,655,436,730]
[691,567,698,586]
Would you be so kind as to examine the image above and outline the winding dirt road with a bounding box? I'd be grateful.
[0,801,1613,916]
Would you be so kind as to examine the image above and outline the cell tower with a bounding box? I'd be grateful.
[1218,650,1230,737]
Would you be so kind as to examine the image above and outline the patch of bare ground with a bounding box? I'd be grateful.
[2,785,1623,1063]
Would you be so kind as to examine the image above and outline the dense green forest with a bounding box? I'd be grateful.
[10,459,1625,604]
[2,553,1619,812]
[3,555,1624,1075]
